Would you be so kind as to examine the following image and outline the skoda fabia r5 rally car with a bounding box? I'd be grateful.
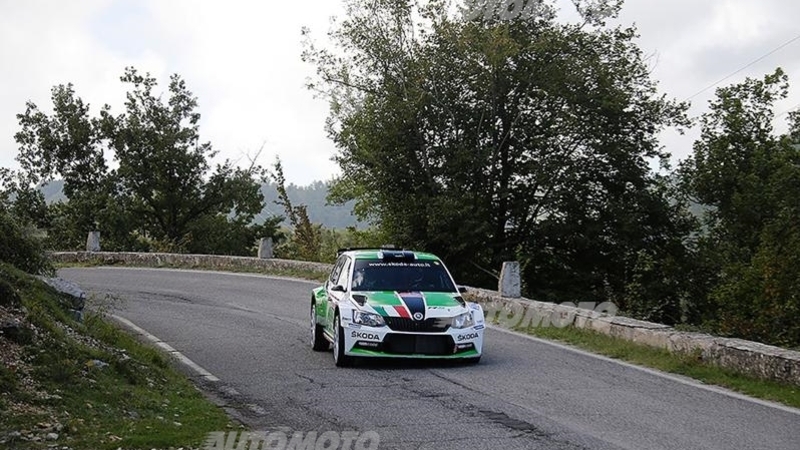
[311,248,485,367]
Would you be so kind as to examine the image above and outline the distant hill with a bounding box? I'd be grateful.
[40,180,66,204]
[258,181,364,229]
[39,179,364,229]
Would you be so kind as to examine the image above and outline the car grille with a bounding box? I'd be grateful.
[384,317,450,333]
[382,335,455,355]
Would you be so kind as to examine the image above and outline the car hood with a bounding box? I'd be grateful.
[352,291,466,318]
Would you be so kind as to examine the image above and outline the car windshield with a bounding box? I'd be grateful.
[351,258,456,292]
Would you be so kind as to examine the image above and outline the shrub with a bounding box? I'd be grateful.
[0,209,53,275]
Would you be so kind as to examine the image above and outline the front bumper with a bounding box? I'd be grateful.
[343,323,484,358]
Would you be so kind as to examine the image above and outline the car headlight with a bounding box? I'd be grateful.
[352,310,386,327]
[452,311,475,329]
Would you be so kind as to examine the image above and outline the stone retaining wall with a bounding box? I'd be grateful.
[465,287,800,386]
[50,251,333,275]
[52,251,800,386]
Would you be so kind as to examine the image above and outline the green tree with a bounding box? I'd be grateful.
[0,181,52,275]
[305,0,690,320]
[681,69,800,346]
[184,213,284,256]
[0,169,50,232]
[14,67,274,254]
[271,158,322,261]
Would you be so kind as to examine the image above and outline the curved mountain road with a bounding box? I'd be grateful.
[59,267,800,450]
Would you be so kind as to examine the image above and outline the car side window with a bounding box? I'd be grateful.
[336,257,351,289]
[329,256,346,285]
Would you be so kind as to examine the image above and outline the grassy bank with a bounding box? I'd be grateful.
[0,263,232,449]
[512,322,800,409]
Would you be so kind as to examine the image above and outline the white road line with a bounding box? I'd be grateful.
[487,324,800,416]
[111,314,220,382]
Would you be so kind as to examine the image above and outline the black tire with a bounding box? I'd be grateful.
[332,312,353,367]
[311,302,329,351]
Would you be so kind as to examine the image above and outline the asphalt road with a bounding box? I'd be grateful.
[59,267,800,450]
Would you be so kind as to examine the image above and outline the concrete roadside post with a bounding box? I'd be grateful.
[499,261,521,298]
[258,237,274,259]
[86,231,101,252]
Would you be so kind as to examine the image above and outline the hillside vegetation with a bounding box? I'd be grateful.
[0,209,231,449]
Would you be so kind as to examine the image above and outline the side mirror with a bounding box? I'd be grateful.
[331,284,347,293]
[458,286,468,293]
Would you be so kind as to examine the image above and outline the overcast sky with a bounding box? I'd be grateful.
[1,0,799,185]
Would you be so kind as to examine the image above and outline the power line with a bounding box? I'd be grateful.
[777,102,800,117]
[684,32,800,102]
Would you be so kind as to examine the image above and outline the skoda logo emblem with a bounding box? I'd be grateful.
[412,312,424,321]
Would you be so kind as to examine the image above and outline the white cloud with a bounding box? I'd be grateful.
[708,1,770,45]
[608,0,800,165]
[137,0,345,183]
[0,0,343,185]
[1,0,799,185]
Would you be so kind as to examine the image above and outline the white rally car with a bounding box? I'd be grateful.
[310,248,485,367]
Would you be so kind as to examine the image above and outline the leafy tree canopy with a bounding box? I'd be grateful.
[304,0,691,321]
[13,67,277,254]
[680,68,800,346]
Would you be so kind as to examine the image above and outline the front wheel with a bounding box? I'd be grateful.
[332,312,353,367]
[311,302,328,351]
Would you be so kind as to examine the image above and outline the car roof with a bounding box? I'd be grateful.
[343,249,441,261]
